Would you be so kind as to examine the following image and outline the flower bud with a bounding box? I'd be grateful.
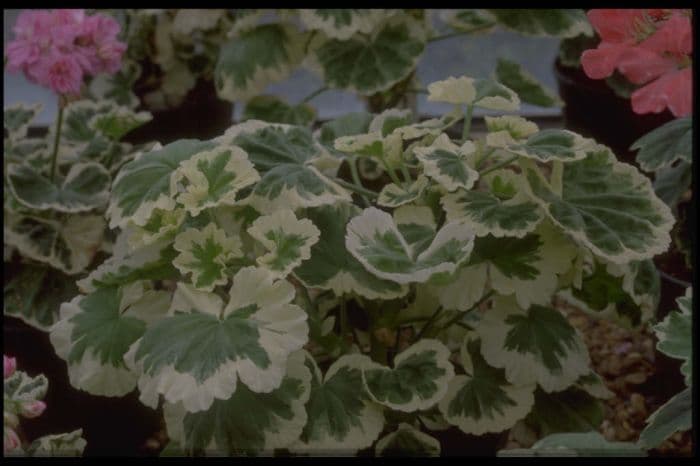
[4,411,19,429]
[20,400,47,419]
[3,356,16,379]
[4,427,21,454]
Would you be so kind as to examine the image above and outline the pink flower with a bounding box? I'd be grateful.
[3,356,16,379]
[5,9,126,97]
[4,426,21,454]
[19,400,47,419]
[581,9,693,117]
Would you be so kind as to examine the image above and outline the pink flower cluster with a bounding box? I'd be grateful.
[581,9,692,118]
[5,9,126,96]
[4,355,47,454]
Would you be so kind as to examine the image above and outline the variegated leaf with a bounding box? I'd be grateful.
[414,134,479,192]
[27,429,87,457]
[524,387,604,437]
[441,170,543,238]
[163,350,311,455]
[292,353,384,454]
[243,95,316,126]
[442,9,497,33]
[128,267,308,412]
[495,58,562,108]
[4,103,41,140]
[171,146,260,217]
[639,387,692,449]
[476,296,590,392]
[293,204,408,300]
[500,431,644,457]
[631,117,692,172]
[215,23,306,102]
[50,282,171,396]
[439,336,535,435]
[484,115,539,148]
[653,287,692,386]
[363,339,454,412]
[173,223,244,291]
[307,14,426,95]
[346,207,474,285]
[488,9,593,38]
[299,9,391,40]
[375,423,440,456]
[525,147,674,263]
[247,209,320,278]
[495,129,595,162]
[378,176,429,208]
[8,162,110,213]
[225,121,351,213]
[427,76,520,111]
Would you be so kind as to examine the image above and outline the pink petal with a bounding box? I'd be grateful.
[617,46,678,85]
[587,9,646,43]
[3,355,16,379]
[581,42,630,80]
[631,69,692,117]
[640,12,692,55]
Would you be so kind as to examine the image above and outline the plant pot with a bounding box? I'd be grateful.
[123,78,233,146]
[3,316,162,456]
[553,59,673,165]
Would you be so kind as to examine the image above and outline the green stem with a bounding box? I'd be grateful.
[480,154,519,176]
[461,103,474,143]
[399,161,412,185]
[300,86,328,104]
[335,178,378,199]
[438,290,494,333]
[377,152,404,187]
[349,157,369,207]
[49,102,65,182]
[413,306,443,342]
[475,147,495,170]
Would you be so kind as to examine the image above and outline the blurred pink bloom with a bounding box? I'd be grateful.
[20,400,47,419]
[3,356,16,379]
[3,426,21,454]
[581,9,692,117]
[4,9,126,97]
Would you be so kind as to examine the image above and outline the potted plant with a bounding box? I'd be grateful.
[44,66,675,455]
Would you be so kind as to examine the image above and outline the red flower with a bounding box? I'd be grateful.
[581,9,692,117]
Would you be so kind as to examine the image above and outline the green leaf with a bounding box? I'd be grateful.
[50,282,170,396]
[4,103,41,140]
[226,121,351,213]
[346,207,475,285]
[318,112,373,148]
[129,267,308,412]
[215,23,306,102]
[8,162,110,213]
[308,14,426,95]
[653,161,692,211]
[88,59,141,108]
[414,134,479,192]
[247,209,320,278]
[243,95,316,126]
[631,118,692,172]
[363,339,454,412]
[171,146,260,217]
[293,204,408,300]
[5,213,105,275]
[299,9,391,40]
[377,176,429,208]
[488,9,593,38]
[499,431,645,457]
[438,337,535,435]
[525,148,674,263]
[375,423,441,456]
[442,170,543,238]
[476,296,590,392]
[27,429,87,457]
[173,223,244,291]
[653,287,692,386]
[164,350,311,455]
[4,264,78,331]
[638,387,692,449]
[292,353,384,454]
[497,129,595,162]
[525,387,604,437]
[60,99,150,143]
[495,58,562,107]
[108,139,215,228]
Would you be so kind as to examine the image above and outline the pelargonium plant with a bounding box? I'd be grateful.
[4,355,86,456]
[98,9,590,117]
[47,70,675,456]
[4,8,155,330]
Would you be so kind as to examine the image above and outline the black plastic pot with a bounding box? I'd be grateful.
[123,77,233,146]
[554,59,673,165]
